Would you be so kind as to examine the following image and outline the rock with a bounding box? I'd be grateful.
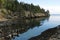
[57,34,60,39]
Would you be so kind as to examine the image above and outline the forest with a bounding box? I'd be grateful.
[0,0,50,19]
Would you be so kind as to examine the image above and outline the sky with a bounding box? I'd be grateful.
[18,0,60,14]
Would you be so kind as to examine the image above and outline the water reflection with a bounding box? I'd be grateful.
[0,17,49,40]
[13,17,49,40]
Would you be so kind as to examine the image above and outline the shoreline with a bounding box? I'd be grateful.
[20,15,50,19]
[29,25,60,40]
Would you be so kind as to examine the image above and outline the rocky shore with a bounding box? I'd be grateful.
[29,25,60,40]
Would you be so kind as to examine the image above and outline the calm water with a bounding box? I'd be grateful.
[12,14,60,40]
[0,14,60,40]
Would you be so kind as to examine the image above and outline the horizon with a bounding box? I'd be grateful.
[18,0,60,14]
